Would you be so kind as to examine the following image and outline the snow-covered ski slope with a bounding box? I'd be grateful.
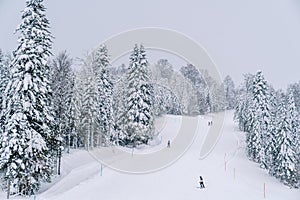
[2,111,299,200]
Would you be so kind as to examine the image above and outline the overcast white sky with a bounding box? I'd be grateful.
[1,0,300,89]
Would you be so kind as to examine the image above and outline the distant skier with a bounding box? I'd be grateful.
[199,176,205,188]
[167,140,170,148]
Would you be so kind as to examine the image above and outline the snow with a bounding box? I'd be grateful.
[1,111,299,200]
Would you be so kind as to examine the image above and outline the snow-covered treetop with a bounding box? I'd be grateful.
[15,0,52,62]
[127,44,151,84]
[93,44,110,71]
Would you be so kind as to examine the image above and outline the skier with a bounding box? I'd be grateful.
[199,176,205,188]
[167,140,170,148]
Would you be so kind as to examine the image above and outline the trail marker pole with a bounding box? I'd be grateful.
[132,148,134,157]
[100,163,103,176]
[233,168,236,180]
[264,182,266,199]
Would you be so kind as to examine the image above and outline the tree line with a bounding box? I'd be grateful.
[235,71,300,188]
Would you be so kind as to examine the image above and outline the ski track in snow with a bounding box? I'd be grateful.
[2,111,299,200]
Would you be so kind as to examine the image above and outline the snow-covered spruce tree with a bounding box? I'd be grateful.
[234,87,250,132]
[272,91,286,177]
[0,0,54,195]
[274,91,299,187]
[92,45,114,146]
[111,64,127,136]
[0,50,9,154]
[285,89,300,187]
[81,63,99,150]
[288,82,300,114]
[242,73,255,133]
[70,70,86,148]
[266,86,282,176]
[287,83,300,175]
[223,75,236,110]
[113,75,127,144]
[249,71,271,168]
[247,111,263,162]
[0,50,10,115]
[122,44,154,146]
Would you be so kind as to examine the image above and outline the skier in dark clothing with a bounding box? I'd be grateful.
[167,140,170,148]
[199,176,205,188]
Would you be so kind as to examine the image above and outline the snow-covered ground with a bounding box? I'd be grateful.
[1,111,299,200]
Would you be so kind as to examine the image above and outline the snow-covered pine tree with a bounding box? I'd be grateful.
[287,83,300,177]
[81,63,99,150]
[287,87,300,152]
[223,75,236,110]
[265,86,281,176]
[123,44,154,146]
[272,91,286,176]
[247,111,263,162]
[113,75,127,144]
[235,72,268,164]
[0,50,10,115]
[92,45,114,146]
[0,0,54,195]
[285,89,300,187]
[288,82,300,114]
[234,88,248,131]
[70,70,86,148]
[249,71,271,168]
[0,50,10,155]
[274,91,299,187]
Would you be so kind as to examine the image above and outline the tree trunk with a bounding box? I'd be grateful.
[67,132,70,154]
[57,146,61,175]
[97,133,100,148]
[87,121,90,151]
[6,179,10,199]
[58,123,62,175]
[91,118,94,149]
